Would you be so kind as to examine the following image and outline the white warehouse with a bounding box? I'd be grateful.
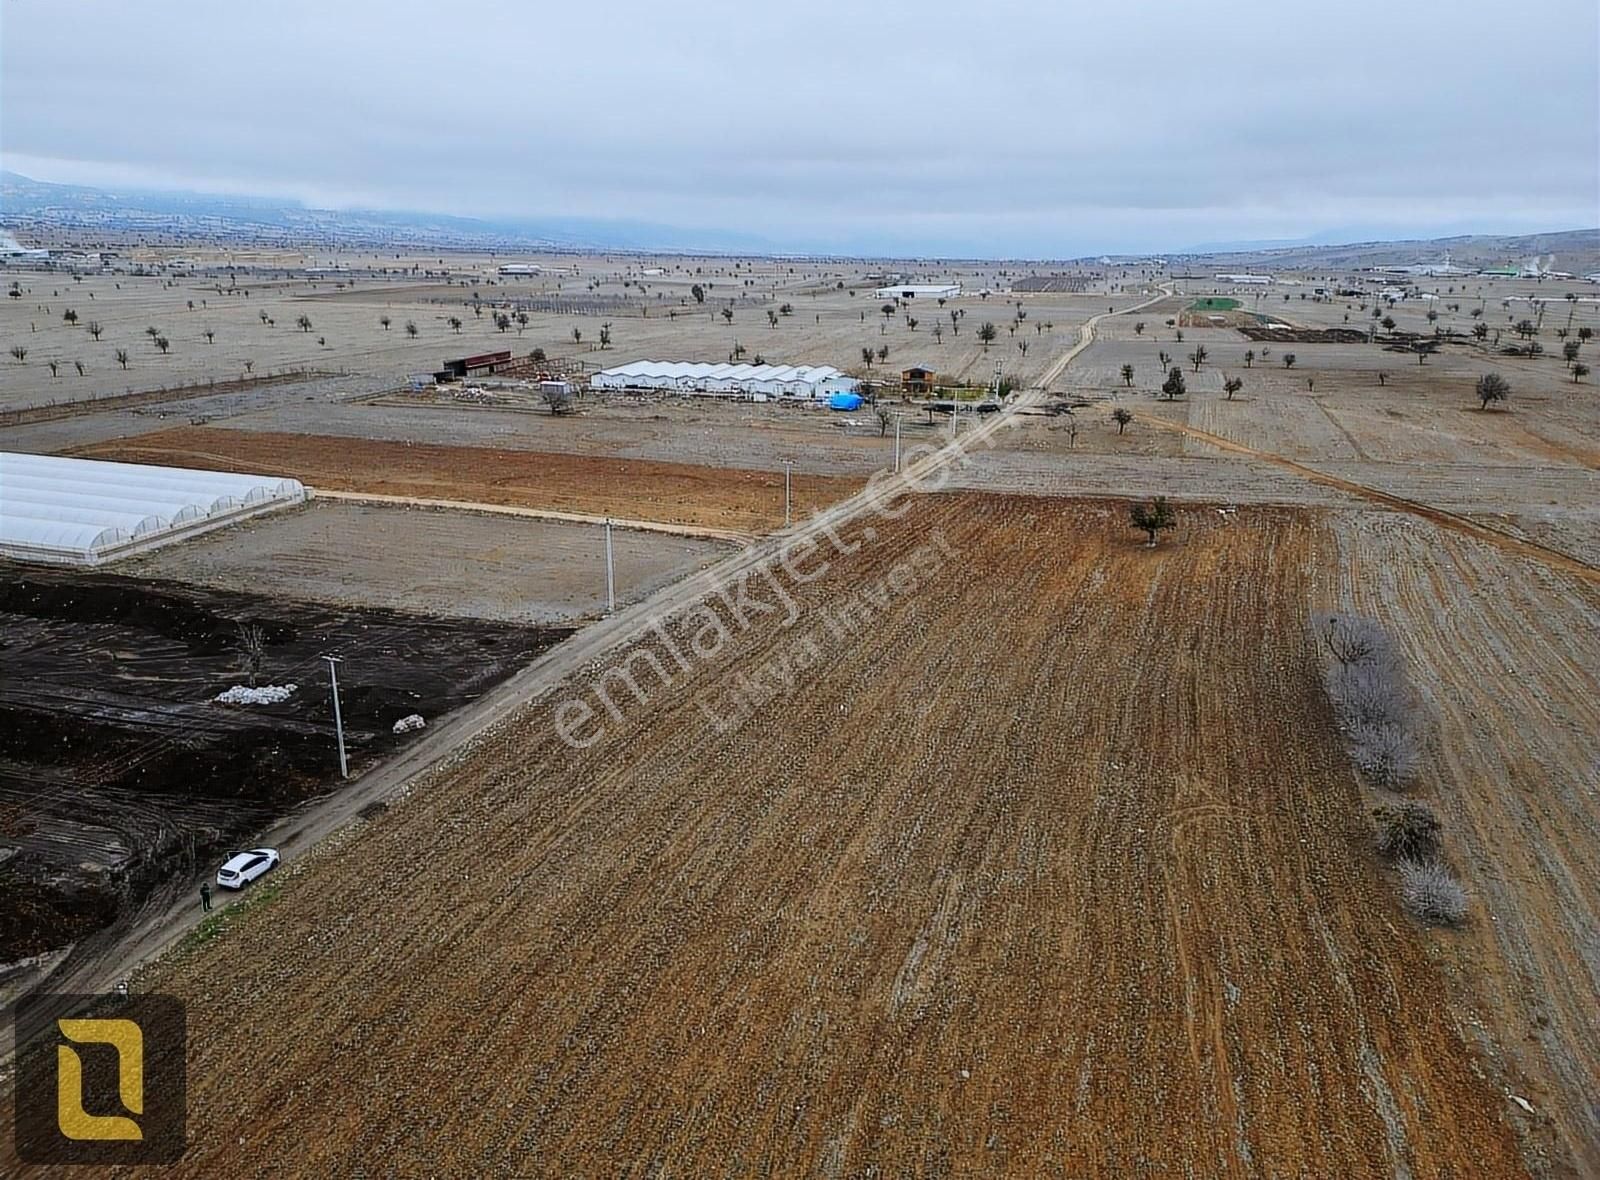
[590,361,857,399]
[0,452,306,566]
[874,283,961,301]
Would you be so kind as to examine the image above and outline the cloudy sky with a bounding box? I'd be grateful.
[3,0,1597,256]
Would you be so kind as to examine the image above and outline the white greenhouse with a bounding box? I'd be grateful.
[590,361,857,400]
[0,452,307,566]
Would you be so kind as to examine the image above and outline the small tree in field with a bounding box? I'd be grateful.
[1573,363,1590,383]
[1112,407,1133,434]
[1189,345,1207,373]
[1121,363,1134,387]
[448,316,463,334]
[405,321,418,338]
[155,336,170,354]
[721,307,734,325]
[1243,349,1254,368]
[1282,353,1296,369]
[977,322,998,349]
[1373,802,1442,861]
[1476,372,1510,410]
[1130,496,1176,546]
[1161,367,1186,400]
[88,321,103,340]
[1224,376,1243,400]
[8,345,26,363]
[297,314,313,333]
[63,308,78,326]
[115,348,129,369]
[380,315,392,331]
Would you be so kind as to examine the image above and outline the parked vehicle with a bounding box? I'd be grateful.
[216,847,280,890]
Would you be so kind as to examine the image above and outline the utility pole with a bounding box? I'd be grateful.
[322,655,348,779]
[783,461,793,526]
[893,413,902,473]
[604,517,615,613]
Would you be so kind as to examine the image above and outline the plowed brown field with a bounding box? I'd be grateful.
[8,495,1528,1176]
[72,427,863,532]
[1327,511,1600,1177]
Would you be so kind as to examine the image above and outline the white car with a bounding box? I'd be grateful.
[216,848,280,890]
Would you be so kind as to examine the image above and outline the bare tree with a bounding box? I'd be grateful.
[1373,802,1442,861]
[380,314,392,331]
[155,335,170,354]
[8,345,26,363]
[1223,376,1243,400]
[1399,859,1468,925]
[1112,407,1133,434]
[236,623,267,688]
[1189,345,1207,373]
[405,321,418,338]
[448,316,463,334]
[115,348,129,369]
[87,320,103,340]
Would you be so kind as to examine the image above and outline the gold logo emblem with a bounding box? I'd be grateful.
[56,1018,144,1142]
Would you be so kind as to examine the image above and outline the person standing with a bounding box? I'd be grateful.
[200,881,212,913]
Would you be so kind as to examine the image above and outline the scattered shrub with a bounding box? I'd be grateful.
[1399,858,1468,925]
[1314,613,1421,789]
[1373,802,1442,861]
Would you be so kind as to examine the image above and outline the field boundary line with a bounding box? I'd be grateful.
[309,489,755,544]
[1137,414,1600,583]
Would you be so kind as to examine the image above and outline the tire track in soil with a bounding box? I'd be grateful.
[3,495,1533,1177]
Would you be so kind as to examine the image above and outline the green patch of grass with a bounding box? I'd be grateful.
[1188,297,1241,312]
[172,879,285,960]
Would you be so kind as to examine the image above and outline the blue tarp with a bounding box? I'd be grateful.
[827,392,864,411]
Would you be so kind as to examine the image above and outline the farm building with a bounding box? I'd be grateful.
[874,283,962,301]
[901,365,937,393]
[497,263,542,276]
[437,350,513,381]
[0,452,305,566]
[591,361,857,399]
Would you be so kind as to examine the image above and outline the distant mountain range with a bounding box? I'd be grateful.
[1169,228,1600,274]
[0,171,781,255]
[3,170,1596,268]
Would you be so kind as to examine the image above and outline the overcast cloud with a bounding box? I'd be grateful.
[3,0,1597,256]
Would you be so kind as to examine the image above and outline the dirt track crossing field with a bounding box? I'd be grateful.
[5,494,1528,1176]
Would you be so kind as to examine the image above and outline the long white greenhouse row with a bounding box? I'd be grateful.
[0,452,306,566]
[591,360,858,399]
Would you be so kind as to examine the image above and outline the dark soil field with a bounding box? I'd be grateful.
[0,568,568,961]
